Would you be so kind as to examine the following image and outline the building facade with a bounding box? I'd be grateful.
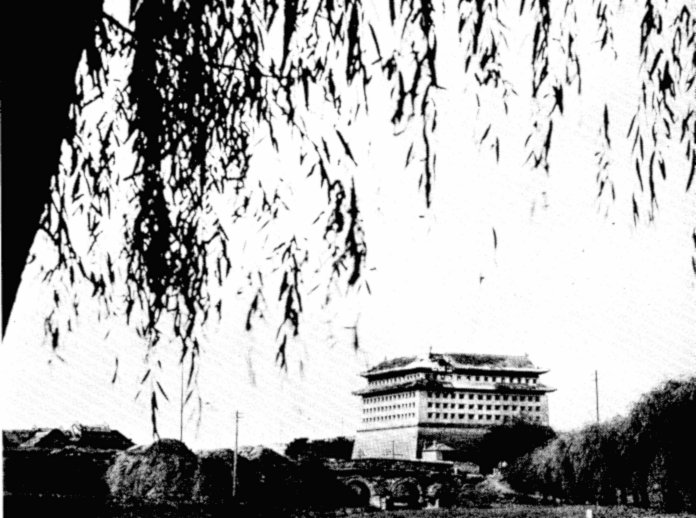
[351,352,554,460]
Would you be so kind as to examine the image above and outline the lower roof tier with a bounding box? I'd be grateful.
[353,378,555,397]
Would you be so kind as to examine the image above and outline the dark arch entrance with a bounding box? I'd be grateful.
[391,479,421,508]
[345,480,371,508]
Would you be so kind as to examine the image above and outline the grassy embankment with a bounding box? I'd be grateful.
[321,505,696,518]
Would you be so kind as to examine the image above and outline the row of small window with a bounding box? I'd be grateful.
[434,374,538,384]
[429,402,541,412]
[364,402,416,414]
[370,374,423,386]
[428,392,541,403]
[364,392,416,404]
[363,413,416,423]
[426,413,542,422]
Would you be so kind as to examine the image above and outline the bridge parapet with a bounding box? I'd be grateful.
[323,457,454,476]
[324,458,469,510]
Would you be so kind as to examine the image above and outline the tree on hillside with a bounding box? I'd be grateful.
[477,417,555,473]
[505,377,696,512]
[625,377,696,512]
[285,436,354,460]
[564,420,632,505]
[284,438,311,459]
[505,434,571,500]
[2,1,696,433]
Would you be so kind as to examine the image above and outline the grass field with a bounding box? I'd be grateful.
[5,498,696,518]
[336,505,696,518]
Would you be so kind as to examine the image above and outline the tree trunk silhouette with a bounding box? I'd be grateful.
[2,2,104,334]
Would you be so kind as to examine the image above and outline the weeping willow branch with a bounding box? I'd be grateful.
[32,0,696,436]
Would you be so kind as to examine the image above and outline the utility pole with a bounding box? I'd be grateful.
[232,411,240,500]
[594,370,600,424]
[179,357,184,442]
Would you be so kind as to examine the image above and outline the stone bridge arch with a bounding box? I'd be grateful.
[343,477,374,508]
[389,477,423,507]
[328,458,460,509]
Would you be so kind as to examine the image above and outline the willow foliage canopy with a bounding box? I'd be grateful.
[2,0,696,434]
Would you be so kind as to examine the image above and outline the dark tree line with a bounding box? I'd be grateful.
[505,377,696,512]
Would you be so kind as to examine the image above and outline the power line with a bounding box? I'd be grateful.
[179,357,185,442]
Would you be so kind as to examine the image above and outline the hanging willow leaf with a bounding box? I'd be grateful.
[336,130,357,165]
[282,0,299,68]
[150,391,159,439]
[111,357,119,384]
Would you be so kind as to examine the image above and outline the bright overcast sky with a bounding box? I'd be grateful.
[2,1,696,451]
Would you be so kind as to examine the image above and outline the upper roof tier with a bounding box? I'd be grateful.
[363,352,547,377]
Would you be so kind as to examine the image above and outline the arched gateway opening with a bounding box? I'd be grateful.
[391,479,421,508]
[345,479,371,508]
